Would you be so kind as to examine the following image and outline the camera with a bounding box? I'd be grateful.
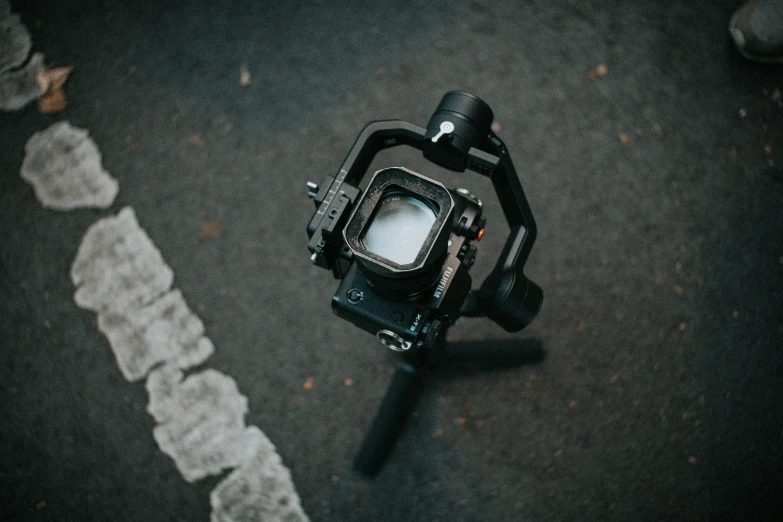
[333,165,484,359]
[307,91,542,365]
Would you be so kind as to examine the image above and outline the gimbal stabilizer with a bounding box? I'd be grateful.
[306,91,542,475]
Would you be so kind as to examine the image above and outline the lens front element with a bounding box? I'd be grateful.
[361,194,437,265]
[342,167,454,296]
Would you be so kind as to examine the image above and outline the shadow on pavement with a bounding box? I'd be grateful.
[441,338,545,374]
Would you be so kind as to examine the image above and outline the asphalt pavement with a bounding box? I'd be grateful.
[1,0,782,521]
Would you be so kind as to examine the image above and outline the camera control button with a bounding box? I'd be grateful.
[306,181,319,198]
[377,330,411,352]
[347,288,364,304]
[464,245,478,267]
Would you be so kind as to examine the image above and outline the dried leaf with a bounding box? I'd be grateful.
[239,63,251,86]
[618,132,632,144]
[610,372,620,383]
[188,133,205,147]
[457,398,472,429]
[35,66,74,114]
[198,220,221,240]
[587,63,608,79]
[36,66,73,93]
[38,88,67,113]
[302,377,314,391]
[22,122,119,209]
[125,135,139,151]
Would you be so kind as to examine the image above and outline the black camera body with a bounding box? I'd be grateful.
[307,92,542,365]
[331,168,484,362]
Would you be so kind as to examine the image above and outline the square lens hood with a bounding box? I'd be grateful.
[343,167,454,283]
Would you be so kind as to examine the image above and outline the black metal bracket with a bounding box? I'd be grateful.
[307,92,542,332]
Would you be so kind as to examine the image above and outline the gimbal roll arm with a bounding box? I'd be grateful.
[464,134,543,332]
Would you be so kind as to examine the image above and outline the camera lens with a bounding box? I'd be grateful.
[343,167,455,300]
[361,193,437,265]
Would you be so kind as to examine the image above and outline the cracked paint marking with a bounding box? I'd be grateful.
[211,426,309,522]
[21,122,119,210]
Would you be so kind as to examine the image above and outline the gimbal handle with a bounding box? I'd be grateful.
[318,91,542,332]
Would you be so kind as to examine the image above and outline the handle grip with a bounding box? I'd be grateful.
[354,364,420,477]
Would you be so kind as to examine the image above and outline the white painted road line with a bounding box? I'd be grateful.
[21,122,119,210]
[9,0,310,513]
[0,1,32,74]
[146,364,252,483]
[98,289,215,382]
[0,1,41,111]
[211,426,308,522]
[71,208,213,381]
[71,208,309,519]
[71,208,174,318]
[0,51,43,111]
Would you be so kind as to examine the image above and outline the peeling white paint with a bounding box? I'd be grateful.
[8,0,308,515]
[146,365,251,483]
[0,51,42,111]
[71,208,214,381]
[21,122,119,210]
[98,290,214,382]
[0,4,32,74]
[0,0,40,112]
[71,207,307,517]
[71,207,173,315]
[211,427,309,522]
